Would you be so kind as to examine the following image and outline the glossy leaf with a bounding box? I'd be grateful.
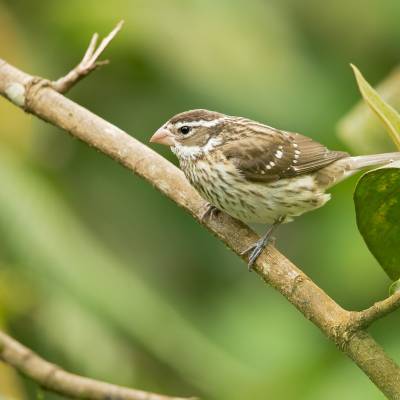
[354,162,400,280]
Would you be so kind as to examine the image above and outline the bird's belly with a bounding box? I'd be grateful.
[187,162,330,224]
[223,176,330,224]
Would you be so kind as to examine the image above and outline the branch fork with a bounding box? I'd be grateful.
[352,291,400,330]
[52,20,124,93]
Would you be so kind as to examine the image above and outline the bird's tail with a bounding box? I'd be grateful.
[347,152,400,170]
[317,152,400,189]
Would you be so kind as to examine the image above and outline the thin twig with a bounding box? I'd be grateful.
[353,291,400,329]
[52,20,124,93]
[0,331,192,400]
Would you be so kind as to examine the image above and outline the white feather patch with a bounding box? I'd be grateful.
[175,118,226,129]
[172,137,222,160]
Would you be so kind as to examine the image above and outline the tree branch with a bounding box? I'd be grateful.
[51,20,124,93]
[0,331,192,400]
[1,27,400,399]
[352,291,400,330]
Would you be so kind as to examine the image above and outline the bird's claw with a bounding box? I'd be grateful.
[240,230,275,272]
[241,216,284,271]
[240,245,261,271]
[241,235,274,271]
[200,203,220,221]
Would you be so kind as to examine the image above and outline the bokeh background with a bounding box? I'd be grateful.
[1,1,400,399]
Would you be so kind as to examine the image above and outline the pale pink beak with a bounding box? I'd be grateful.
[150,128,175,146]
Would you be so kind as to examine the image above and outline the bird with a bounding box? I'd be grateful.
[150,109,400,268]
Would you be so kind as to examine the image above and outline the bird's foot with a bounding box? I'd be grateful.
[241,216,284,271]
[200,203,220,221]
[241,233,275,271]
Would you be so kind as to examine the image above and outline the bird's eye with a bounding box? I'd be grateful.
[179,126,191,135]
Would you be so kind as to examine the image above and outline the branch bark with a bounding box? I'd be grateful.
[0,32,400,399]
[52,21,124,93]
[352,291,400,330]
[0,331,191,400]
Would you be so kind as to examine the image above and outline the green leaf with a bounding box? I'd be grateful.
[350,64,400,150]
[354,161,400,280]
[338,67,400,154]
[351,66,400,285]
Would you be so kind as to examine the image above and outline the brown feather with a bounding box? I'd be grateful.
[169,109,224,124]
[220,119,348,183]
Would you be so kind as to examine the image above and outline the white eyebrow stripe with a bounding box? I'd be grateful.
[174,118,226,129]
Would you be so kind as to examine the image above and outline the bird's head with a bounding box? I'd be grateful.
[150,109,227,159]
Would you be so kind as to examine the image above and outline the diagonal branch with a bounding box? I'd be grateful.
[0,27,400,399]
[0,331,192,400]
[51,20,124,93]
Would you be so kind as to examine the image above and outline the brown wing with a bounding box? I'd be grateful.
[221,120,348,183]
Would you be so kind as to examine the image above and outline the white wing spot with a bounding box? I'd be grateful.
[275,150,283,159]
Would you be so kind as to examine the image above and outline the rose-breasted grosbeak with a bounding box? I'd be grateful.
[150,109,400,268]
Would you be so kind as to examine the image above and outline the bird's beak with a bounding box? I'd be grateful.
[150,128,175,146]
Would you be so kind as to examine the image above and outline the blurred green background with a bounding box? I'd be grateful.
[1,1,400,399]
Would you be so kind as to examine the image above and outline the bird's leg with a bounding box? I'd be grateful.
[241,216,285,271]
[200,203,220,221]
